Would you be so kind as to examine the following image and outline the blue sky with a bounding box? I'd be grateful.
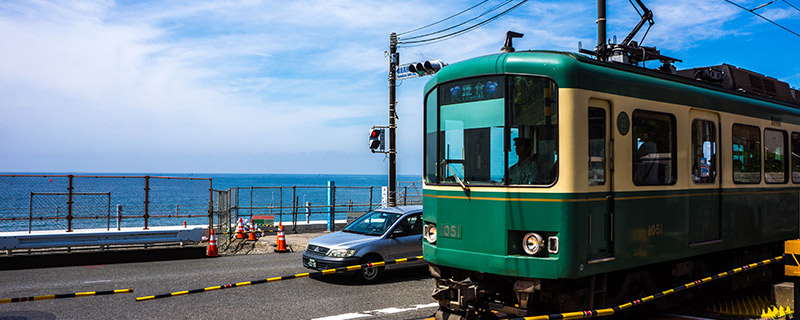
[1,0,798,175]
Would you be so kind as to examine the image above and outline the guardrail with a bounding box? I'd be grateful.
[0,174,213,233]
[212,181,422,239]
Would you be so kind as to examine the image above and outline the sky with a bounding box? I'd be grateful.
[1,0,799,175]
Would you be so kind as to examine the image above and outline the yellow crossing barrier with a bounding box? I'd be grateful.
[508,256,783,320]
[0,289,133,304]
[136,255,425,301]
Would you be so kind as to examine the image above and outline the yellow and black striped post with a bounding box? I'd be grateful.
[136,255,424,301]
[785,239,800,316]
[0,289,133,304]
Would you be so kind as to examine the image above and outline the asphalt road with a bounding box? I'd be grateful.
[0,249,436,320]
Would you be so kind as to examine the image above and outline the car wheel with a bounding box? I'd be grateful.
[356,255,383,284]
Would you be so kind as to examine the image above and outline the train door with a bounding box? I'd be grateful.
[587,99,614,261]
[688,110,721,244]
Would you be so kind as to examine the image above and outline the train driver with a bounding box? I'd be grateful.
[509,137,541,184]
[634,132,659,185]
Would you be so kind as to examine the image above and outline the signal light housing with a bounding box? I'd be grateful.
[369,128,385,152]
[408,60,446,75]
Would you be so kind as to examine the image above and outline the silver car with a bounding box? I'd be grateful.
[301,205,424,283]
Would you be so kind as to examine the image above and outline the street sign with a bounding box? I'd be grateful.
[397,63,421,80]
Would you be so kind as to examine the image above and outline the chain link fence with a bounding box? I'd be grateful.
[0,174,212,233]
[210,181,422,246]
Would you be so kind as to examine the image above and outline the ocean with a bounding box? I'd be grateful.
[0,173,422,232]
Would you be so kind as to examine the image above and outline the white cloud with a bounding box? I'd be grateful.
[1,0,798,173]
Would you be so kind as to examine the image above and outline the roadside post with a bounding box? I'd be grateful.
[305,201,311,223]
[116,205,122,230]
[327,181,335,231]
[785,239,800,316]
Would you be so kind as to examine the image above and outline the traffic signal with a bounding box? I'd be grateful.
[369,128,385,152]
[408,60,446,75]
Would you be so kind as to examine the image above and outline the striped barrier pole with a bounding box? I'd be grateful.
[0,289,133,304]
[511,256,783,320]
[136,255,424,301]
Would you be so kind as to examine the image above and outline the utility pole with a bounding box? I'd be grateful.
[387,33,398,207]
[597,0,606,60]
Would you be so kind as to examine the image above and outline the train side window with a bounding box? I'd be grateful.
[632,110,676,186]
[793,132,800,183]
[588,107,605,185]
[764,129,788,184]
[691,120,717,184]
[732,124,761,184]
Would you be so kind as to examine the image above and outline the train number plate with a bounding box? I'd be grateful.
[440,224,461,239]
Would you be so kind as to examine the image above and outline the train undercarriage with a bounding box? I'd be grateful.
[429,244,783,320]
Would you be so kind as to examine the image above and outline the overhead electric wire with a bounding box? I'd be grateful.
[398,0,528,46]
[397,0,490,36]
[783,0,800,13]
[400,0,515,41]
[723,0,800,38]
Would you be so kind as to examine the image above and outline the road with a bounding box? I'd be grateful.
[0,250,436,320]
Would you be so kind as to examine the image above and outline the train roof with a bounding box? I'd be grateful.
[424,51,800,125]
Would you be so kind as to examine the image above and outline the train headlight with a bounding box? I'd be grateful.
[423,224,437,243]
[522,233,544,255]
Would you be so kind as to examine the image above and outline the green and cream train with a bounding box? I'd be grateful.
[420,50,800,318]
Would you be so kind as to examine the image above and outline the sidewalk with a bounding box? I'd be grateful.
[216,221,348,255]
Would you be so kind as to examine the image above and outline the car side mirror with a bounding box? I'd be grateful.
[392,229,405,237]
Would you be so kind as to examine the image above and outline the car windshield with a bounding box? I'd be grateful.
[343,210,402,236]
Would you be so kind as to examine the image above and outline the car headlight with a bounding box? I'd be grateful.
[522,233,544,255]
[327,249,356,258]
[423,223,437,243]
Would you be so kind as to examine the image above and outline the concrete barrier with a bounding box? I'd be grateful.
[0,226,202,250]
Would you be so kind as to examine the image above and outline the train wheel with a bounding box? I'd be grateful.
[434,309,499,320]
[434,309,466,320]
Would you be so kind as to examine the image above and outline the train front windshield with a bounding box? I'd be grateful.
[425,76,558,186]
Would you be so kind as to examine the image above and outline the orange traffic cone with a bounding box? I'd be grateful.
[235,218,245,239]
[207,229,219,257]
[275,223,289,253]
[247,222,257,241]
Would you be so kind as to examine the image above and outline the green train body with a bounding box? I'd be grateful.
[421,51,800,317]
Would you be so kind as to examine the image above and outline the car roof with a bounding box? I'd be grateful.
[374,205,422,215]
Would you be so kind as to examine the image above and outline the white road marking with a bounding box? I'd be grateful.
[312,302,438,320]
[312,313,371,320]
[82,280,112,284]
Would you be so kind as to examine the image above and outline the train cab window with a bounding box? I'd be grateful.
[764,129,788,184]
[793,132,800,183]
[588,108,606,185]
[691,120,717,184]
[507,76,558,185]
[430,75,557,186]
[437,76,506,185]
[632,110,676,186]
[732,124,761,184]
[424,89,438,184]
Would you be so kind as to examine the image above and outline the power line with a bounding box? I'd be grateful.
[783,0,800,13]
[723,0,800,38]
[397,0,490,36]
[400,0,515,41]
[398,0,528,46]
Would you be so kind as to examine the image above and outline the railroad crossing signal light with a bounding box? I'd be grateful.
[369,128,385,153]
[408,60,446,76]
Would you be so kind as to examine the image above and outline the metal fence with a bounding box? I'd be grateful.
[0,174,213,233]
[211,181,422,243]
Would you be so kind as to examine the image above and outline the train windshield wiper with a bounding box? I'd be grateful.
[443,159,470,194]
